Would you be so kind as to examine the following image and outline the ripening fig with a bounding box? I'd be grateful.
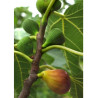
[42,28,65,48]
[17,36,33,55]
[36,0,61,14]
[22,19,39,35]
[39,69,70,94]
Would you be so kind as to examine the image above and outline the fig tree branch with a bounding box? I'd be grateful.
[42,45,83,56]
[18,0,56,98]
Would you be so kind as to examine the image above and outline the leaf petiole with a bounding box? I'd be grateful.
[39,65,56,70]
[14,50,33,63]
[42,45,83,56]
[29,35,37,40]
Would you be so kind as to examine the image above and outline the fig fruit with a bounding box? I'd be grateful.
[17,36,33,55]
[52,0,61,11]
[22,19,39,35]
[36,0,61,14]
[42,28,65,48]
[36,0,50,14]
[40,69,70,94]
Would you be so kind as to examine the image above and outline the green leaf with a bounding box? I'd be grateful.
[74,0,83,3]
[42,49,67,70]
[45,3,83,98]
[41,53,54,65]
[14,7,32,28]
[64,2,83,76]
[14,28,30,41]
[46,49,67,69]
[14,54,30,96]
[70,77,83,98]
[14,54,37,98]
[14,89,18,98]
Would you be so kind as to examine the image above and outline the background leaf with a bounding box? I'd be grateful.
[14,54,39,98]
[14,54,31,97]
[42,49,67,69]
[14,28,30,41]
[31,14,41,26]
[74,0,83,3]
[14,7,32,28]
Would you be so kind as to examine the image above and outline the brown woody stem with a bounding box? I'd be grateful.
[18,23,47,98]
[18,0,56,98]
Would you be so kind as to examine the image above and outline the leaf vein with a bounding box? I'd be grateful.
[15,54,23,87]
[65,36,82,51]
[65,9,83,17]
[64,18,83,35]
[49,18,61,30]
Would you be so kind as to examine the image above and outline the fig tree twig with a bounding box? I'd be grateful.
[18,0,56,98]
[42,45,83,56]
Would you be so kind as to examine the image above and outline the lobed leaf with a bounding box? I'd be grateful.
[14,54,37,98]
[45,3,83,98]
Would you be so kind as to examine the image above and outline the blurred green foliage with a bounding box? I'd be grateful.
[14,7,41,28]
[14,7,32,28]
